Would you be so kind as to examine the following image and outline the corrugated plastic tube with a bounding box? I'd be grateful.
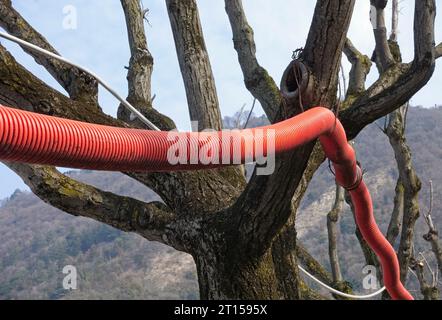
[0,104,413,300]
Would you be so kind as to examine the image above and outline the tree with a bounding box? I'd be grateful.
[0,0,440,299]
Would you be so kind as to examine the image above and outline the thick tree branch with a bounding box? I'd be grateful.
[228,0,356,259]
[4,163,178,247]
[370,0,395,72]
[296,244,334,287]
[270,145,328,299]
[386,107,422,283]
[410,253,440,300]
[343,39,372,98]
[166,0,222,131]
[0,0,99,105]
[386,178,404,245]
[129,170,244,216]
[327,184,344,283]
[121,0,154,107]
[0,43,244,217]
[118,1,243,204]
[341,0,437,140]
[224,0,282,122]
[301,0,356,107]
[422,181,442,276]
[0,44,116,125]
[390,0,399,42]
[296,242,353,298]
[436,42,442,59]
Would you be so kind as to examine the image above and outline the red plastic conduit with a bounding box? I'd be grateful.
[0,104,413,300]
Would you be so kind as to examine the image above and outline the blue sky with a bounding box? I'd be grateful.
[0,0,441,198]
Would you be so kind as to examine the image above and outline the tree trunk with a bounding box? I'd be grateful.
[188,214,302,299]
[0,0,439,300]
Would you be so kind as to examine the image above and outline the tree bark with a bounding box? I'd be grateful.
[386,108,422,283]
[0,0,440,300]
[166,0,223,131]
[0,0,99,105]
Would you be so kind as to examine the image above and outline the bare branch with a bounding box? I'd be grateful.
[0,0,99,105]
[0,42,244,216]
[436,42,442,59]
[301,0,356,107]
[4,163,178,247]
[0,44,116,126]
[410,253,440,300]
[228,1,356,259]
[327,184,345,283]
[386,107,422,282]
[423,180,442,276]
[118,0,175,130]
[390,0,399,41]
[386,179,404,245]
[224,0,282,122]
[424,180,435,230]
[166,0,222,131]
[340,63,348,96]
[296,244,335,287]
[343,39,372,97]
[341,0,437,140]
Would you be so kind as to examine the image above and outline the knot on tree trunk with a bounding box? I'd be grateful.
[280,60,313,113]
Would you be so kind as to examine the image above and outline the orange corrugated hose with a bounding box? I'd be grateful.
[0,105,413,300]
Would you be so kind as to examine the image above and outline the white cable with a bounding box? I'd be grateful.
[0,31,160,131]
[298,265,386,299]
[0,32,391,300]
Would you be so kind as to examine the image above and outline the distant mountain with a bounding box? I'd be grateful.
[0,171,198,300]
[1,106,441,299]
[299,106,442,294]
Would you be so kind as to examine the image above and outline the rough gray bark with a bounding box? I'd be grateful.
[0,0,98,105]
[341,0,437,139]
[118,0,175,131]
[436,43,442,58]
[423,181,442,276]
[371,0,395,72]
[5,163,177,248]
[344,191,380,270]
[386,107,422,283]
[410,253,440,300]
[343,39,372,98]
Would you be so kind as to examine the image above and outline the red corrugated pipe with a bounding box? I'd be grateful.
[0,105,413,300]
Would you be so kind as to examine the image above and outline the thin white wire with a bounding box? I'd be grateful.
[298,265,386,299]
[0,31,160,131]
